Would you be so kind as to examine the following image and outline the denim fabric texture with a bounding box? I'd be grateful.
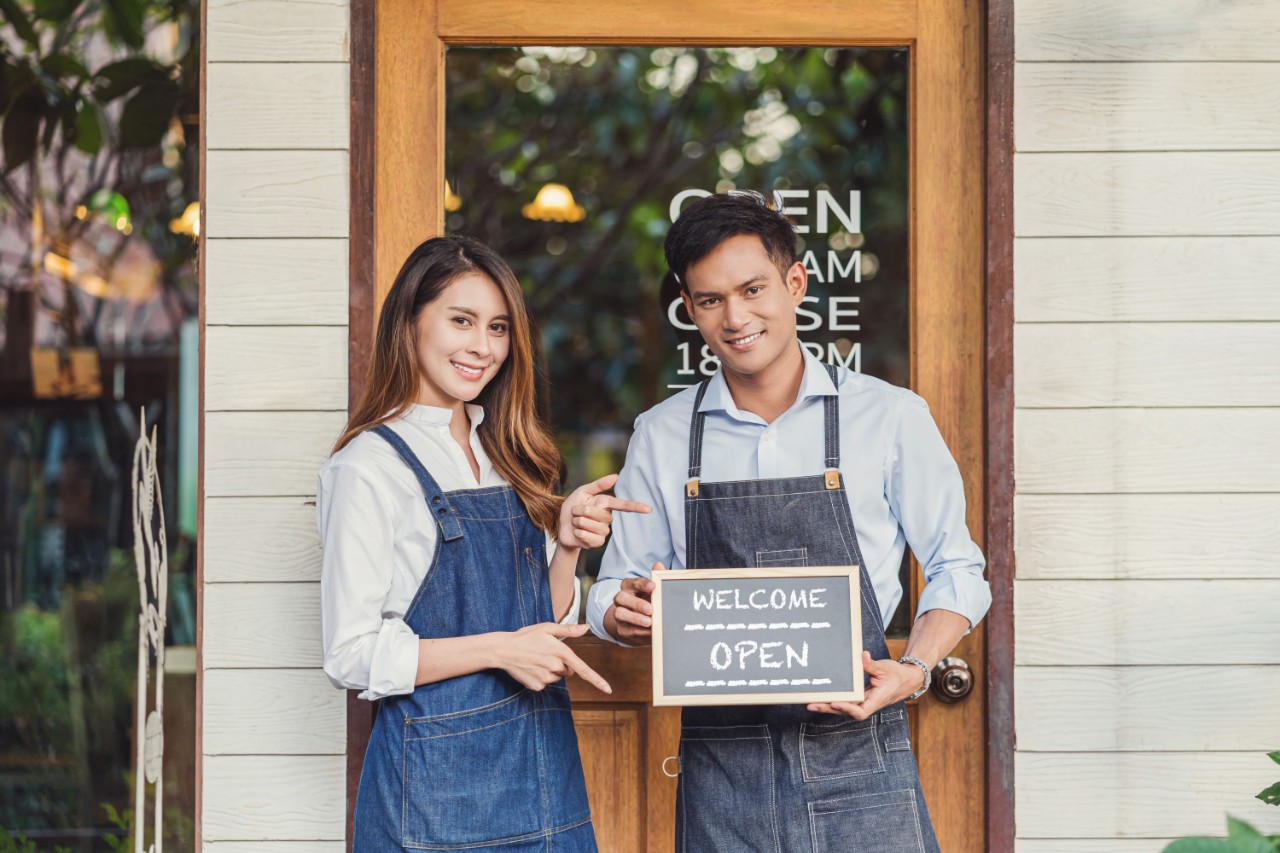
[352,425,595,852]
[676,366,942,853]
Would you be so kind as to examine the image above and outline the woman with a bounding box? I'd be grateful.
[318,235,647,852]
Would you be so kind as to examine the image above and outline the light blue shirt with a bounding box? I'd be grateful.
[586,348,991,643]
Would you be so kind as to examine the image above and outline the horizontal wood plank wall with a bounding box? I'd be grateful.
[1015,2,1280,848]
[203,2,350,847]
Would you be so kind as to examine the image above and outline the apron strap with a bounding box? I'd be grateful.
[687,376,714,481]
[686,363,843,482]
[370,424,465,542]
[823,363,840,470]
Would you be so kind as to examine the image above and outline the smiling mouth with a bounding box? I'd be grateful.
[726,331,763,347]
[451,361,484,377]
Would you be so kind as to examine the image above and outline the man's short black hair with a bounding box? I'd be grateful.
[664,191,799,291]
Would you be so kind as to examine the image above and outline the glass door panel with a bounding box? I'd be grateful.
[445,46,911,633]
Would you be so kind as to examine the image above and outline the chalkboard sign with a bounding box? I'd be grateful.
[650,566,864,706]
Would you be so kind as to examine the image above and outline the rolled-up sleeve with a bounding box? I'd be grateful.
[888,394,992,629]
[587,421,674,643]
[317,463,421,700]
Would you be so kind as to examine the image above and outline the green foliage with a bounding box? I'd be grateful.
[1258,752,1280,807]
[0,0,194,171]
[1,0,201,350]
[100,802,131,852]
[1162,753,1280,853]
[1163,817,1280,853]
[0,827,71,853]
[0,554,144,837]
[99,780,195,853]
[0,605,73,749]
[446,47,910,446]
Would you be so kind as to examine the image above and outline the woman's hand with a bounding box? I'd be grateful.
[557,474,651,551]
[491,623,612,694]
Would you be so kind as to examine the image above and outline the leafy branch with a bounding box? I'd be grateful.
[1163,751,1280,853]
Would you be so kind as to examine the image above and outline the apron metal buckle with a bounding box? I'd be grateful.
[661,755,681,778]
[824,470,841,490]
[686,479,700,498]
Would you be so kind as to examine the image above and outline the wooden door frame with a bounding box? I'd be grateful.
[984,1,1016,850]
[344,1,1016,849]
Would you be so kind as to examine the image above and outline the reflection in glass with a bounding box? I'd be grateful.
[0,2,200,848]
[446,47,910,632]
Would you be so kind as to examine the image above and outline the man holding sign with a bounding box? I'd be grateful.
[586,192,990,852]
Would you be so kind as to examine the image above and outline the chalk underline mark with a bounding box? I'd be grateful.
[683,621,832,632]
[684,677,837,688]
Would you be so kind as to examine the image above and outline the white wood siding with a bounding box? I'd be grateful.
[203,497,323,583]
[205,151,348,239]
[204,239,348,326]
[1016,494,1280,580]
[1016,0,1280,61]
[203,2,350,846]
[1015,2,1280,848]
[1016,754,1280,840]
[1015,237,1280,323]
[1016,63,1280,152]
[206,0,349,62]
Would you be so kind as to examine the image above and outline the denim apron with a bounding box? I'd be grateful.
[675,366,942,853]
[352,425,596,852]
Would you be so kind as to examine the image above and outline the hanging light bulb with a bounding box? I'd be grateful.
[170,201,200,238]
[522,183,585,223]
[445,181,462,212]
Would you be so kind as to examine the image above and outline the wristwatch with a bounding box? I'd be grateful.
[897,655,932,701]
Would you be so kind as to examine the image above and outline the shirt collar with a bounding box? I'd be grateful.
[400,402,486,428]
[696,345,838,420]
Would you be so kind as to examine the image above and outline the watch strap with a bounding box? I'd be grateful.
[897,655,932,701]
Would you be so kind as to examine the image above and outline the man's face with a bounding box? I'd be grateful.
[680,233,807,382]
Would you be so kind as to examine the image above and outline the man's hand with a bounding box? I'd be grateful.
[602,569,660,646]
[806,651,926,720]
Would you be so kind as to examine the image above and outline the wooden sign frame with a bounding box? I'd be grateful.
[650,566,864,707]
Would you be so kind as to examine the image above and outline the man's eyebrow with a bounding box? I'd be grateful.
[689,275,768,300]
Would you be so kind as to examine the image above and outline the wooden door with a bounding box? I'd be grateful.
[365,1,987,850]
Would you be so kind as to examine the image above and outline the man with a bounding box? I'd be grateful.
[586,192,991,852]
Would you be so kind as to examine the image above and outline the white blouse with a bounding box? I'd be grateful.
[317,403,578,700]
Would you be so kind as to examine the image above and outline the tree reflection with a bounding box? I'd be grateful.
[447,47,909,580]
[447,47,908,444]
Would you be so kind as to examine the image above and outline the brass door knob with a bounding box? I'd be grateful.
[930,657,973,703]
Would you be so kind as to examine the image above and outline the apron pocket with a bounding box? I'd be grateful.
[402,691,542,848]
[535,685,593,829]
[808,788,926,853]
[756,547,809,567]
[679,725,780,853]
[799,717,884,781]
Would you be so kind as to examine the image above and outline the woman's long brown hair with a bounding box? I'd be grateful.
[332,236,564,531]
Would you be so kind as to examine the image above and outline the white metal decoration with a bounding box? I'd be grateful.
[132,410,168,853]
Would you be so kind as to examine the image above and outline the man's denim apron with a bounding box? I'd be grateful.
[352,425,596,852]
[676,367,942,853]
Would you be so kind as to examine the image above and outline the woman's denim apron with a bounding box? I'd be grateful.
[352,425,596,852]
[676,367,942,853]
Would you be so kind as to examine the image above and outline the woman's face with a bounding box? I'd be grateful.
[413,272,512,408]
